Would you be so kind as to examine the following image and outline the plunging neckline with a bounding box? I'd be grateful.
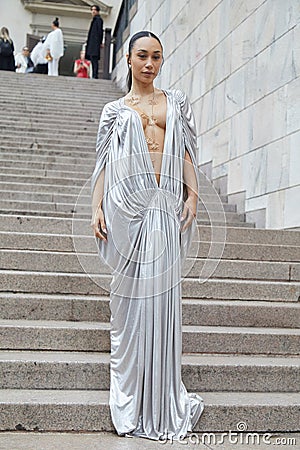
[121,89,169,189]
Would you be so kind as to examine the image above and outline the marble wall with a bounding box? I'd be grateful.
[112,0,300,229]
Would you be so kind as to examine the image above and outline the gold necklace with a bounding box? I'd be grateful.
[128,90,160,154]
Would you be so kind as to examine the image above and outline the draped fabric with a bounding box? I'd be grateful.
[43,28,64,59]
[91,89,204,440]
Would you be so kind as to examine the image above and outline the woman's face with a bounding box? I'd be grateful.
[128,37,163,86]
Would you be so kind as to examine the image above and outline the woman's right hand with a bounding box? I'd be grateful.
[91,206,107,242]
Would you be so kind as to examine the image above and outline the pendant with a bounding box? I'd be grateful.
[146,136,160,151]
[148,97,158,106]
[128,94,140,106]
[148,116,157,126]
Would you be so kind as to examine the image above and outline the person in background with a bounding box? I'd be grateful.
[43,17,64,76]
[74,50,91,78]
[15,46,34,73]
[85,4,103,79]
[0,27,15,71]
[31,36,48,74]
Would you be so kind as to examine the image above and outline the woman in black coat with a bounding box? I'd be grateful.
[0,27,15,71]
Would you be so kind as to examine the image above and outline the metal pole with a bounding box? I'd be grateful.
[103,27,112,79]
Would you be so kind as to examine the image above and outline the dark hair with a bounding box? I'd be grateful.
[126,31,163,92]
[91,5,100,12]
[52,17,59,27]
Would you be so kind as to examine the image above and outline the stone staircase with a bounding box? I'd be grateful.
[0,71,299,433]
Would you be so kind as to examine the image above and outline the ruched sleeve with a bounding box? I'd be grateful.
[91,100,119,193]
[174,89,198,166]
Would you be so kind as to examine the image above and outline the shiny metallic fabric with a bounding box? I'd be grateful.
[91,89,204,440]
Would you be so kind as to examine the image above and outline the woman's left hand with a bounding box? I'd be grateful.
[181,196,197,232]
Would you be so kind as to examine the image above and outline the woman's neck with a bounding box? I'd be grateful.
[130,81,155,96]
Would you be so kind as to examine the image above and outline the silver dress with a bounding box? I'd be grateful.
[91,89,204,440]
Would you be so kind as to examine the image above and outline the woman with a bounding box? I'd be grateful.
[91,31,204,440]
[43,18,64,76]
[74,50,91,78]
[0,27,15,71]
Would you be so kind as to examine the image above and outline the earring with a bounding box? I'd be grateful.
[128,63,132,69]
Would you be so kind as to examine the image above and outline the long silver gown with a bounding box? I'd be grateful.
[91,89,204,440]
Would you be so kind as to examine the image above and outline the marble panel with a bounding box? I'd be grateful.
[284,185,300,229]
[266,137,290,193]
[229,107,253,158]
[203,119,231,166]
[244,147,267,197]
[231,12,256,74]
[189,59,205,102]
[199,92,210,134]
[151,4,164,36]
[187,27,205,70]
[244,58,257,106]
[268,30,295,94]
[289,131,300,187]
[251,88,286,150]
[188,0,221,31]
[286,77,300,135]
[254,0,276,54]
[212,162,228,180]
[246,193,268,211]
[205,48,217,92]
[225,67,245,118]
[228,156,244,194]
[229,0,266,32]
[293,24,300,78]
[192,97,204,140]
[215,35,232,85]
[251,46,271,102]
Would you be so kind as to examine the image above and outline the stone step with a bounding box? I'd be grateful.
[0,190,236,212]
[1,141,96,153]
[0,120,98,134]
[1,249,299,282]
[1,215,299,245]
[0,200,241,222]
[0,153,97,167]
[2,269,298,301]
[0,319,299,355]
[0,167,91,180]
[0,134,97,147]
[0,207,245,226]
[0,389,299,432]
[0,115,99,128]
[1,351,299,392]
[0,160,94,174]
[0,292,299,328]
[2,231,299,262]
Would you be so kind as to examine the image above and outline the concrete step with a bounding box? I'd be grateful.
[0,167,91,181]
[0,389,299,432]
[0,120,98,135]
[0,202,244,223]
[0,200,242,222]
[0,190,236,212]
[1,215,300,245]
[0,319,299,355]
[1,249,299,281]
[1,269,299,301]
[2,231,299,262]
[1,350,299,392]
[0,134,97,147]
[0,292,299,328]
[0,160,94,174]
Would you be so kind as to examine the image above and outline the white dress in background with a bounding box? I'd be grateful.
[43,28,64,76]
